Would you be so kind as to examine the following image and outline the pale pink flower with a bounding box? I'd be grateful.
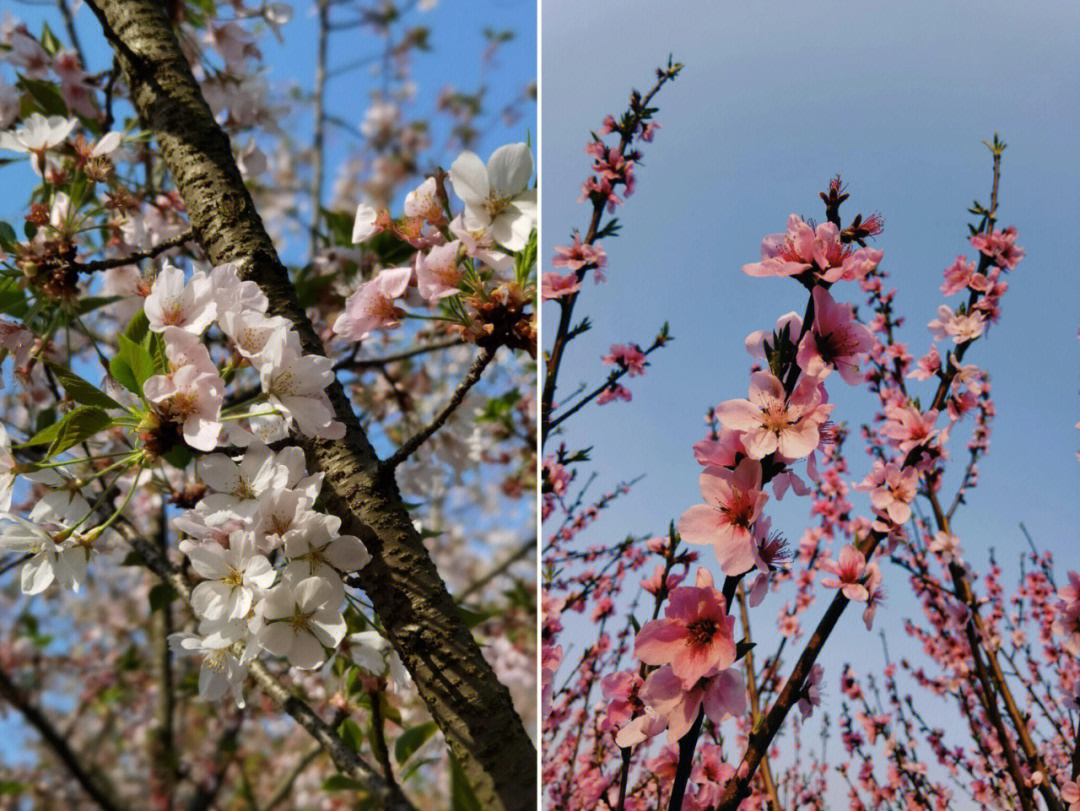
[820,545,875,602]
[796,287,873,384]
[744,311,802,360]
[552,234,607,272]
[144,365,225,451]
[941,255,977,295]
[332,266,411,341]
[927,304,985,344]
[715,372,833,460]
[678,458,768,575]
[540,272,580,301]
[638,664,746,743]
[596,384,631,405]
[601,343,646,376]
[742,214,881,282]
[259,331,344,440]
[881,402,939,454]
[415,241,463,301]
[970,226,1024,270]
[145,263,216,334]
[858,462,919,525]
[928,531,962,565]
[634,568,736,687]
[403,177,444,223]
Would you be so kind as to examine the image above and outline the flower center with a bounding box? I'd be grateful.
[687,618,718,648]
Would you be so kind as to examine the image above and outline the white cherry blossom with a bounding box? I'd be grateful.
[254,576,345,670]
[259,331,344,439]
[449,143,536,251]
[144,263,216,334]
[181,531,276,620]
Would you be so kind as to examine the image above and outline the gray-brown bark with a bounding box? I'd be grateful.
[84,2,536,808]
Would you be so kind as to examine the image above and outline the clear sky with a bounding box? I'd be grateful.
[542,0,1079,803]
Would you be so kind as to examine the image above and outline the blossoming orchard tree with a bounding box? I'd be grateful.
[541,63,1079,810]
[0,2,536,809]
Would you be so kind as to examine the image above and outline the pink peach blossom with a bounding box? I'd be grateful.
[678,458,768,575]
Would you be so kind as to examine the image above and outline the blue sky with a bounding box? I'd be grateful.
[542,0,1079,803]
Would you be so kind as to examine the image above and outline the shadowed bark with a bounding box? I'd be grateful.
[83,2,536,807]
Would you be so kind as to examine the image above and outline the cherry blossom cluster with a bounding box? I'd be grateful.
[334,142,537,354]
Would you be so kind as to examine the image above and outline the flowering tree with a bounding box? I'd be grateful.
[0,2,535,809]
[541,62,1078,811]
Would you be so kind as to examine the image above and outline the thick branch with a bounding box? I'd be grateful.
[83,3,534,805]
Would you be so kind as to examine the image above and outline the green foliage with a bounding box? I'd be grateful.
[45,361,122,410]
[449,751,482,811]
[18,77,68,117]
[148,583,177,613]
[394,720,439,765]
[18,405,112,459]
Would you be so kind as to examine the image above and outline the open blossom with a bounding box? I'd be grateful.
[858,461,919,525]
[927,304,986,344]
[540,272,580,301]
[283,513,370,604]
[602,343,646,376]
[416,240,464,300]
[181,531,276,620]
[796,287,873,384]
[197,443,288,520]
[145,263,216,334]
[0,113,77,174]
[881,401,940,454]
[255,576,346,670]
[742,214,881,282]
[332,266,411,340]
[596,384,631,405]
[970,226,1024,270]
[941,255,977,295]
[0,424,15,512]
[636,664,746,744]
[144,364,225,451]
[634,568,737,686]
[679,458,768,575]
[820,545,878,602]
[0,491,94,595]
[404,176,445,223]
[169,620,249,707]
[715,372,833,460]
[449,143,536,251]
[928,531,963,565]
[260,331,344,440]
[552,234,607,272]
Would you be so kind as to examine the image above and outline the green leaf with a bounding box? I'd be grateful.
[0,780,26,795]
[45,361,122,410]
[338,718,364,753]
[321,775,368,792]
[394,721,438,764]
[117,334,155,390]
[40,23,62,56]
[124,309,150,345]
[73,295,121,316]
[0,221,16,253]
[449,751,482,811]
[45,406,112,458]
[0,277,27,318]
[19,77,67,117]
[109,355,139,395]
[147,330,169,374]
[148,583,177,613]
[162,444,191,469]
[456,605,492,629]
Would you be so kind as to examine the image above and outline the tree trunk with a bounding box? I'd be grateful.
[84,2,536,807]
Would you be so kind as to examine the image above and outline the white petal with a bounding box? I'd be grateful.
[486,143,533,197]
[448,150,489,206]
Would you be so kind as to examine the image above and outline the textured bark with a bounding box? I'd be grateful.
[85,2,536,808]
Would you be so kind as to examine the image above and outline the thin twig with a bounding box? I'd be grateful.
[333,337,465,371]
[382,347,496,470]
[77,228,194,273]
